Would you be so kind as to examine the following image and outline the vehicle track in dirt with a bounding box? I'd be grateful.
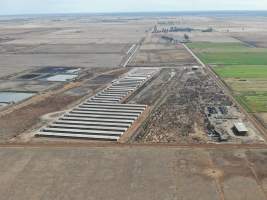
[0,141,266,149]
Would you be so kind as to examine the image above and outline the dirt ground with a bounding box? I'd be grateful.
[0,93,80,141]
[0,16,155,78]
[256,113,267,128]
[129,68,172,105]
[0,146,266,200]
[129,34,197,67]
[230,32,267,47]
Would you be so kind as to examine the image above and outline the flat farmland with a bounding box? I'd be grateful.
[187,42,267,65]
[0,54,123,77]
[0,17,152,77]
[257,113,267,128]
[225,78,267,92]
[236,93,267,113]
[214,65,267,79]
[199,52,267,65]
[214,65,267,114]
[132,48,195,65]
[130,36,197,67]
[237,92,267,128]
[0,146,267,200]
[230,32,267,48]
[170,32,240,43]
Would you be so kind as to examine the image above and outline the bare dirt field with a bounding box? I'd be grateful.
[171,32,240,43]
[230,32,267,47]
[0,93,80,141]
[129,34,197,67]
[0,146,266,200]
[256,113,267,128]
[0,16,154,77]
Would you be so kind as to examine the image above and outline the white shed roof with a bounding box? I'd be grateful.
[234,122,248,132]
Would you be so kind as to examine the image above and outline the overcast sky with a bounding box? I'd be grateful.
[1,0,267,15]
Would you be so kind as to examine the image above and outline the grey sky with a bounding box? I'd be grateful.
[1,0,267,15]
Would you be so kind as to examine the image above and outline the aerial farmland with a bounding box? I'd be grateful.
[0,12,267,199]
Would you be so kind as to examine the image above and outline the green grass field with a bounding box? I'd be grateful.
[187,42,267,113]
[214,65,267,78]
[187,42,247,51]
[236,93,267,113]
[187,42,267,52]
[198,52,267,65]
[187,42,267,65]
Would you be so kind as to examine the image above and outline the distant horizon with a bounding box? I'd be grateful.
[1,10,267,17]
[1,0,267,16]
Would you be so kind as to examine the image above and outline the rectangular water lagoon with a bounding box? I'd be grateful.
[0,92,36,104]
[0,102,9,108]
[46,74,78,82]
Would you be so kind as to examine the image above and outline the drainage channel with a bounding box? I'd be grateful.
[37,68,159,141]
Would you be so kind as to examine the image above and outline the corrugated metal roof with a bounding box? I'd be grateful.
[234,122,248,132]
[37,68,159,141]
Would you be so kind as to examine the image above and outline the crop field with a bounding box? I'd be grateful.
[213,65,267,113]
[214,65,267,79]
[224,78,267,92]
[236,92,267,113]
[129,35,197,67]
[187,42,248,51]
[187,42,267,65]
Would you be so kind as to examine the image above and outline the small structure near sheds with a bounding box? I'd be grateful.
[192,66,200,71]
[232,122,248,136]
